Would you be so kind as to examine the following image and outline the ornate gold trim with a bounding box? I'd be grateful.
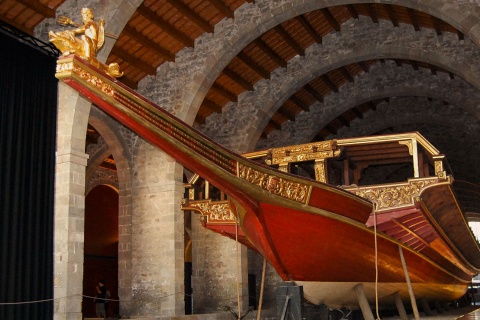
[56,56,237,174]
[237,163,311,204]
[399,140,413,155]
[344,177,448,212]
[181,200,235,223]
[266,140,340,166]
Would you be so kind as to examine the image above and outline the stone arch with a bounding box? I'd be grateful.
[159,0,480,123]
[86,179,119,195]
[330,97,480,140]
[206,35,480,151]
[206,20,480,150]
[257,67,480,149]
[326,97,480,181]
[88,106,135,316]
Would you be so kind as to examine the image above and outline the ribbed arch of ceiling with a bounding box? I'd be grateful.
[325,96,480,141]
[197,4,467,139]
[248,58,480,151]
[201,10,460,124]
[104,2,467,137]
[246,55,480,149]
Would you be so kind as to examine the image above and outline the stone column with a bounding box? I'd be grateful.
[54,83,91,320]
[130,143,185,317]
[192,215,249,314]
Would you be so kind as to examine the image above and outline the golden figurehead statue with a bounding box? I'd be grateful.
[49,8,123,78]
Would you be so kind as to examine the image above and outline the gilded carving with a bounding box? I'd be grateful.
[238,164,310,203]
[398,140,413,155]
[270,150,340,165]
[182,201,235,223]
[69,65,115,96]
[434,159,447,179]
[49,8,123,77]
[314,160,327,183]
[270,141,336,156]
[345,178,439,211]
[268,140,340,165]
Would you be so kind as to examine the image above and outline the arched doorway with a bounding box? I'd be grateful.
[82,185,119,318]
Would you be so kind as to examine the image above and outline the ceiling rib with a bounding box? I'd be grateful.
[165,0,214,33]
[136,4,195,47]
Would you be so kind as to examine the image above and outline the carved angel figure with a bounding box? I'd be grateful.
[49,8,122,78]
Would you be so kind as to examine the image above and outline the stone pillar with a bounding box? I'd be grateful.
[192,215,249,314]
[130,143,185,317]
[54,83,91,320]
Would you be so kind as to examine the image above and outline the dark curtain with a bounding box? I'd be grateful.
[0,31,57,319]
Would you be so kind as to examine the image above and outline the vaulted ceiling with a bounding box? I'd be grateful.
[1,0,479,216]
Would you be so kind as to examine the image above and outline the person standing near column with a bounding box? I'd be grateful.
[95,279,107,319]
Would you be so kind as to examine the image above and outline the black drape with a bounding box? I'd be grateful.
[0,31,57,319]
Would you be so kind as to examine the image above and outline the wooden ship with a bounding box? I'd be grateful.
[54,55,480,310]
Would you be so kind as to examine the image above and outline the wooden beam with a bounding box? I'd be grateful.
[254,38,287,68]
[110,47,157,75]
[0,16,32,35]
[304,84,324,102]
[202,98,223,113]
[411,60,419,71]
[352,107,363,119]
[120,76,139,89]
[277,108,296,121]
[207,0,234,19]
[321,8,341,31]
[340,67,354,82]
[406,8,420,31]
[268,119,282,130]
[289,95,309,111]
[137,4,194,47]
[385,5,399,27]
[325,124,337,135]
[346,5,359,19]
[338,115,350,127]
[211,83,238,102]
[357,61,370,73]
[321,74,338,93]
[297,15,322,43]
[222,67,254,91]
[354,284,375,320]
[236,52,271,79]
[123,25,175,61]
[365,4,379,24]
[431,16,443,36]
[275,25,304,56]
[166,0,214,33]
[17,0,55,18]
[195,114,207,124]
[350,154,412,162]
